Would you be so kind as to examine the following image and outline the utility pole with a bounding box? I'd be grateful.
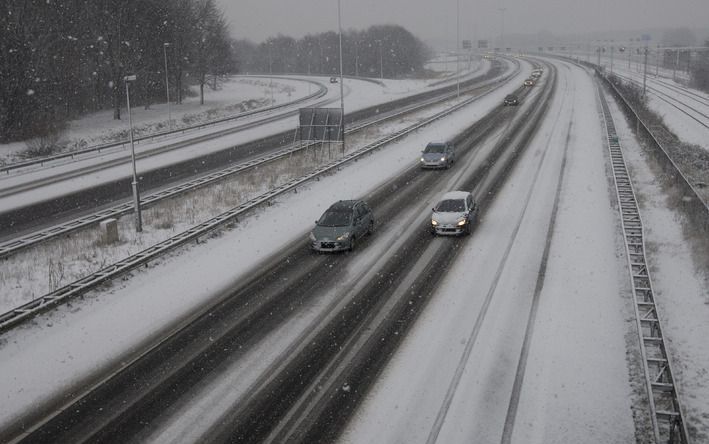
[498,6,506,53]
[268,41,273,104]
[124,75,142,233]
[377,40,383,79]
[354,40,359,77]
[456,0,460,98]
[655,44,660,77]
[337,0,345,154]
[642,46,649,98]
[610,44,614,74]
[163,43,172,129]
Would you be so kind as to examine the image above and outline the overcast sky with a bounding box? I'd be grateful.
[216,0,708,47]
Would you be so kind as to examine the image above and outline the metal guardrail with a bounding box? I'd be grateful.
[0,67,517,333]
[598,86,689,444]
[599,70,709,238]
[1,77,328,174]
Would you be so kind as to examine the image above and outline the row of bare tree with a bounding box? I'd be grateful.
[233,25,432,80]
[0,0,233,143]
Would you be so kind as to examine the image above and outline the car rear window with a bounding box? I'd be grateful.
[436,199,465,212]
[318,210,352,227]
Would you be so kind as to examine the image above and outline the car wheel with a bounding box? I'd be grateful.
[367,220,374,235]
[464,220,472,235]
[349,236,356,252]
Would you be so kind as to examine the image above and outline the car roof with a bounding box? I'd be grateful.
[427,141,448,145]
[439,191,471,200]
[327,200,360,211]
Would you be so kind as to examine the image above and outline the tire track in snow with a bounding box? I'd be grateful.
[499,82,576,444]
[425,61,572,444]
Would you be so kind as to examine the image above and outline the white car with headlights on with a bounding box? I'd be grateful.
[430,191,478,235]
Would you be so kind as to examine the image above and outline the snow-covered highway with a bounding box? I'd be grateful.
[1,56,707,443]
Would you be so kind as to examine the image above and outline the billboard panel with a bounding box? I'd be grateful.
[298,108,343,142]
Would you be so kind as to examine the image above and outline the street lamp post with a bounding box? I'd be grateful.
[377,40,383,79]
[642,46,649,98]
[456,0,460,98]
[498,6,506,52]
[354,40,359,77]
[163,42,171,129]
[268,41,274,104]
[124,75,142,233]
[337,0,346,154]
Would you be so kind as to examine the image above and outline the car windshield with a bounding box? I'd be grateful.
[424,144,445,154]
[318,210,352,227]
[435,199,465,212]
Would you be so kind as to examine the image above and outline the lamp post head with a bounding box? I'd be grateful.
[123,75,137,82]
[163,42,171,47]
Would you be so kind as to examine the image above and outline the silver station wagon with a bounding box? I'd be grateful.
[310,200,374,252]
[420,141,455,169]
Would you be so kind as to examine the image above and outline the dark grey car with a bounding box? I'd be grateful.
[310,200,374,252]
[420,141,455,169]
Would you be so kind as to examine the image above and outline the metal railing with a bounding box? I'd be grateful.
[598,84,689,444]
[599,69,709,239]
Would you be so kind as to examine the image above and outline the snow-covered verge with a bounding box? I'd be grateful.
[609,94,709,441]
[0,58,525,434]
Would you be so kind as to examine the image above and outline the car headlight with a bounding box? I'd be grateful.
[431,219,438,226]
[440,157,446,161]
[420,157,425,162]
[336,232,350,241]
[309,232,316,241]
[457,219,467,226]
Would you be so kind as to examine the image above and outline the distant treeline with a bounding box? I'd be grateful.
[234,25,432,79]
[0,0,233,143]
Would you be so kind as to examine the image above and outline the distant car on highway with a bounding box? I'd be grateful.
[503,94,519,106]
[430,191,478,235]
[310,200,374,252]
[531,69,542,79]
[524,78,535,87]
[329,76,338,83]
[420,141,455,169]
